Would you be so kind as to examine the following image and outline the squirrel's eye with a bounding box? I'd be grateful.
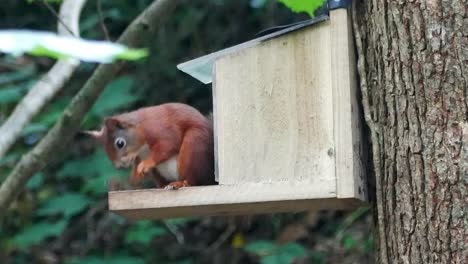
[114,137,126,149]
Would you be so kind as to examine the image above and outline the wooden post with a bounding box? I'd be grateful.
[330,8,366,200]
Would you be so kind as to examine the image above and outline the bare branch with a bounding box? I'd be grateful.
[206,223,236,252]
[97,0,111,41]
[164,221,185,245]
[41,0,77,37]
[0,0,179,219]
[0,0,87,159]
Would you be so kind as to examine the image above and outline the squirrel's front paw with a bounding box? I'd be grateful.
[164,184,177,190]
[136,158,156,177]
[163,180,189,190]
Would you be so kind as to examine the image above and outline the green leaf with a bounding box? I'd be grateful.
[244,240,277,256]
[58,149,122,179]
[37,193,91,218]
[164,217,197,226]
[342,234,357,250]
[66,256,144,264]
[60,149,128,195]
[29,45,67,60]
[278,0,325,17]
[90,76,139,117]
[0,79,35,104]
[125,221,168,245]
[66,257,107,264]
[0,86,23,104]
[99,256,144,264]
[0,30,147,63]
[276,242,307,260]
[22,123,48,136]
[0,153,20,167]
[14,219,67,249]
[22,97,71,136]
[260,255,282,264]
[250,0,268,8]
[115,49,148,61]
[363,235,374,253]
[35,97,71,126]
[175,260,193,264]
[81,176,110,195]
[26,172,44,190]
[62,149,127,195]
[27,0,63,3]
[80,9,121,34]
[309,251,327,264]
[258,242,307,264]
[0,64,35,85]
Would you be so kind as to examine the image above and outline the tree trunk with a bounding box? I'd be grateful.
[352,1,467,263]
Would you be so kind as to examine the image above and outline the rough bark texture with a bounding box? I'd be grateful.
[353,0,467,263]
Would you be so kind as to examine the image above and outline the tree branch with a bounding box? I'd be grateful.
[0,0,179,219]
[41,0,78,37]
[97,0,111,41]
[0,0,87,159]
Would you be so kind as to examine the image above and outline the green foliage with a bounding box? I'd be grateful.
[0,85,26,104]
[363,235,374,253]
[90,76,139,117]
[278,0,325,17]
[58,149,114,179]
[67,255,145,264]
[14,219,67,249]
[0,64,36,85]
[0,79,36,104]
[342,234,357,250]
[250,0,268,8]
[26,172,44,190]
[27,0,63,3]
[164,217,197,226]
[245,241,307,264]
[80,8,121,36]
[125,221,168,245]
[57,149,126,195]
[0,30,147,63]
[36,97,71,125]
[37,193,91,218]
[309,251,327,264]
[245,240,277,256]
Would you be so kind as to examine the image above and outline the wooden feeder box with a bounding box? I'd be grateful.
[108,5,367,220]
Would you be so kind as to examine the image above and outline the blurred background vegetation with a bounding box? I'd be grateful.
[0,0,373,263]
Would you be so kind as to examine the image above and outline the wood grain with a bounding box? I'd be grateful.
[214,22,335,187]
[108,183,364,220]
[330,8,366,200]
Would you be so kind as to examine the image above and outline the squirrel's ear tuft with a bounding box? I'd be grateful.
[82,127,104,139]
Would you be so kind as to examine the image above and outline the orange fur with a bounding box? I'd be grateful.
[88,103,216,190]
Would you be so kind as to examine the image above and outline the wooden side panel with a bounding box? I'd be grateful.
[212,65,219,183]
[108,183,363,220]
[330,9,366,200]
[214,22,335,187]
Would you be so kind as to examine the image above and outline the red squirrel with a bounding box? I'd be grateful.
[84,103,215,190]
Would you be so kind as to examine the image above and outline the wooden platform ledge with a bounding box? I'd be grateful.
[108,183,366,220]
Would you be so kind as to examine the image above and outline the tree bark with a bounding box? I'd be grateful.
[353,0,467,263]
